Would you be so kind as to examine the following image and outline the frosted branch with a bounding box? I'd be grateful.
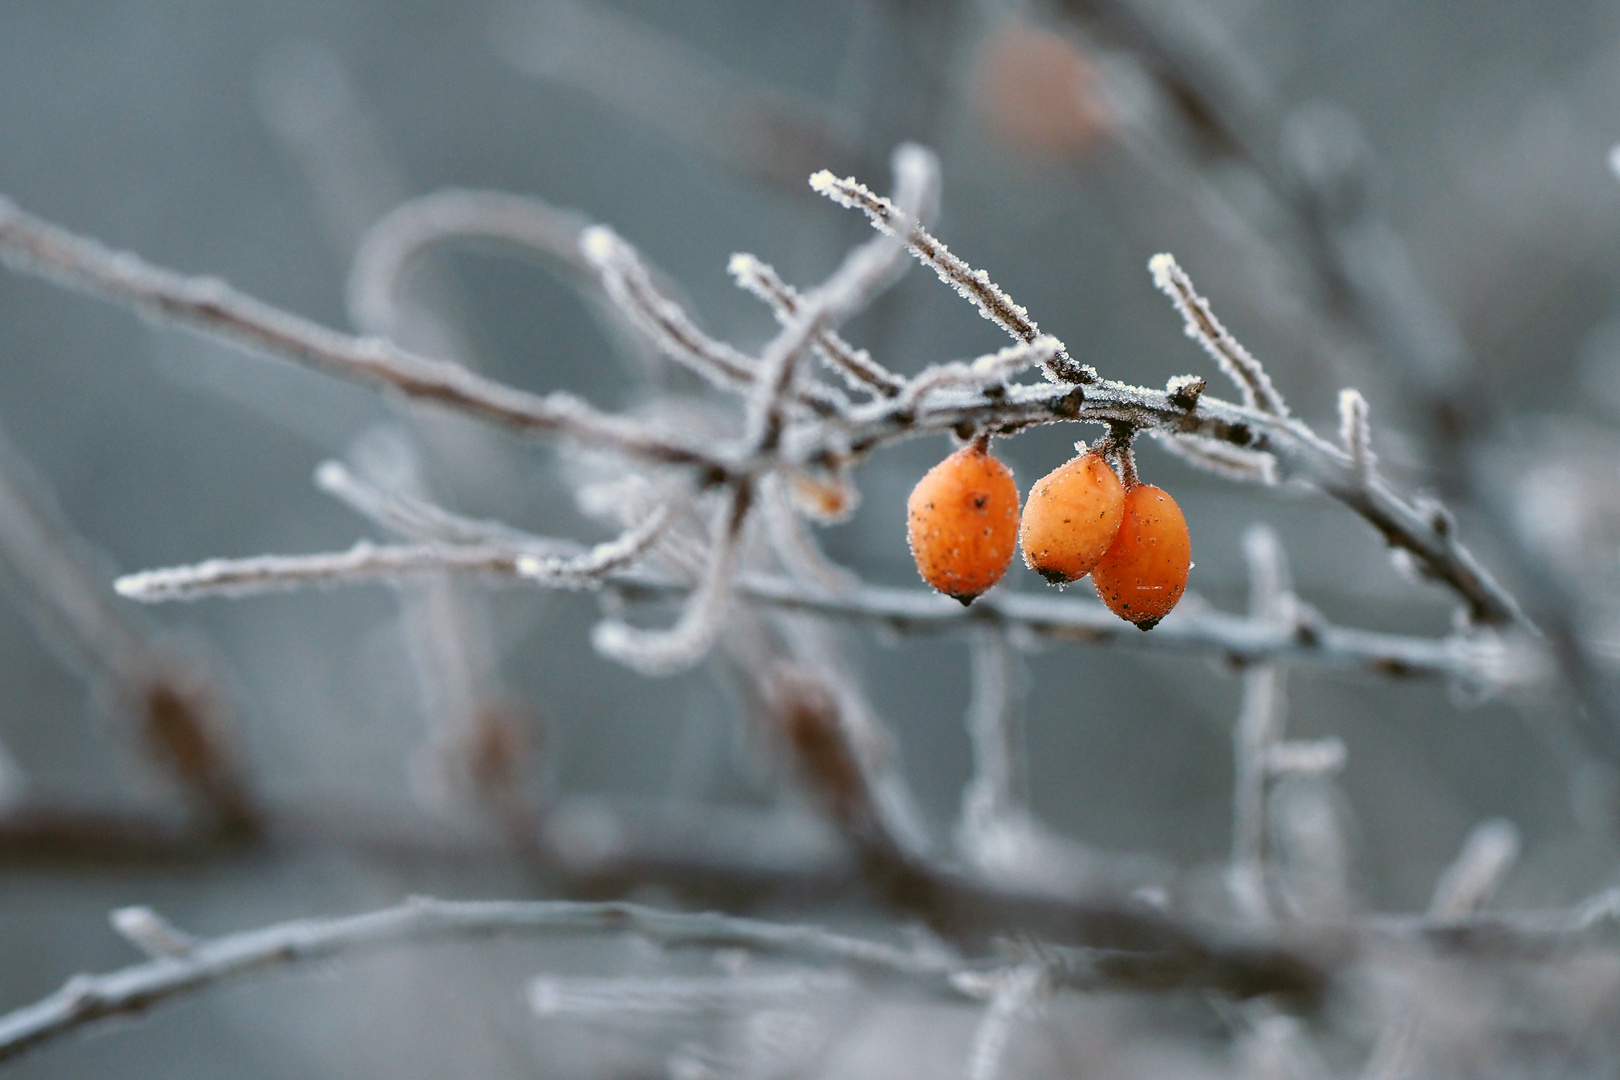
[961,964,1044,1080]
[0,896,956,1066]
[0,197,725,473]
[114,543,530,602]
[1338,388,1375,487]
[528,971,852,1018]
[809,171,1084,383]
[728,252,905,396]
[314,460,564,551]
[897,338,1062,415]
[1427,819,1520,919]
[746,145,943,450]
[346,188,594,336]
[1149,253,1287,416]
[1230,526,1292,924]
[591,483,753,675]
[959,628,1024,830]
[109,906,198,959]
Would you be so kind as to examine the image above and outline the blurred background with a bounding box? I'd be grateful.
[3,0,1620,1076]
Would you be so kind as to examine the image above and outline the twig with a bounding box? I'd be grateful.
[0,896,955,1066]
[1427,819,1520,920]
[810,170,1086,383]
[1229,525,1291,924]
[961,964,1044,1080]
[346,188,595,337]
[1148,253,1287,416]
[528,971,853,1018]
[728,252,905,396]
[0,197,726,474]
[114,542,1528,685]
[591,483,754,676]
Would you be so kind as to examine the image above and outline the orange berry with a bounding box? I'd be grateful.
[907,443,1020,604]
[1092,484,1190,630]
[1019,451,1125,584]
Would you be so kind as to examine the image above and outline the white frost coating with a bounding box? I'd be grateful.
[810,171,1077,382]
[1428,818,1520,918]
[516,503,675,583]
[963,964,1044,1080]
[1338,388,1374,486]
[114,543,529,602]
[1149,252,1288,416]
[898,338,1059,411]
[110,907,198,959]
[728,249,904,396]
[590,485,750,676]
[1265,738,1347,778]
[1150,430,1278,484]
[527,971,849,1018]
[580,224,769,395]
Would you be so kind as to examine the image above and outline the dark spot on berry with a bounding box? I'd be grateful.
[1135,617,1161,631]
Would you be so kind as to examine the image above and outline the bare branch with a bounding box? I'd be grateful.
[728,252,905,396]
[347,188,594,336]
[1230,525,1292,924]
[897,339,1062,415]
[0,197,726,474]
[0,896,957,1066]
[114,542,534,602]
[1338,388,1374,487]
[1149,252,1288,416]
[809,170,1085,383]
[591,483,754,675]
[529,971,853,1018]
[1427,819,1520,919]
[961,964,1044,1080]
[109,906,198,960]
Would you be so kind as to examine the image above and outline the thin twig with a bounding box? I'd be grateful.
[0,197,726,474]
[810,170,1086,384]
[114,540,1529,685]
[0,896,956,1066]
[1148,253,1288,416]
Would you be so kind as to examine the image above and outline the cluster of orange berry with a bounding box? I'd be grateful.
[905,439,1190,629]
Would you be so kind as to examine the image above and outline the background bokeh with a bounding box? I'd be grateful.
[3,1,1620,1076]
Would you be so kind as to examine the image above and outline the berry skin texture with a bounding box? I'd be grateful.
[1092,484,1191,630]
[1019,451,1125,584]
[907,443,1020,605]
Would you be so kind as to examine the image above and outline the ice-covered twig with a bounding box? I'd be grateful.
[728,253,905,396]
[580,225,846,417]
[961,964,1044,1080]
[1427,819,1520,920]
[747,147,943,451]
[897,338,1062,416]
[0,896,958,1066]
[113,543,531,602]
[959,628,1025,832]
[1230,526,1291,923]
[0,197,725,473]
[809,170,1086,383]
[591,483,754,675]
[1148,253,1287,415]
[109,906,198,959]
[1338,388,1374,487]
[115,543,1527,684]
[529,971,852,1019]
[347,188,594,336]
[315,459,565,551]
